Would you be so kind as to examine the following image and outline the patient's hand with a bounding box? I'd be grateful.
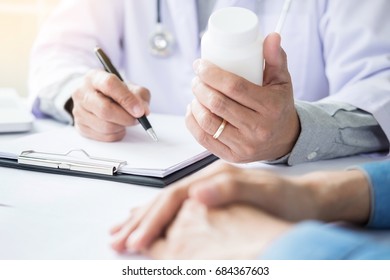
[146,200,291,259]
[110,161,313,253]
[110,161,370,254]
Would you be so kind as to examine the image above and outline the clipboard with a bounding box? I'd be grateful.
[0,114,218,187]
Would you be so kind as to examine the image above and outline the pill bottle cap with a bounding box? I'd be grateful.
[207,7,259,48]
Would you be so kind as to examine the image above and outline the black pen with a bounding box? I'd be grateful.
[94,47,158,142]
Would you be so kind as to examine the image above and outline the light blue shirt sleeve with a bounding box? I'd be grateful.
[261,160,390,259]
[361,160,390,229]
[261,221,390,260]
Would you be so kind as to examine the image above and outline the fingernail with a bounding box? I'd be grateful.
[193,59,201,74]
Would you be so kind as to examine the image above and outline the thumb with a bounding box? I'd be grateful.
[263,32,289,85]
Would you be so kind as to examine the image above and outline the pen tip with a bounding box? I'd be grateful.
[147,128,159,142]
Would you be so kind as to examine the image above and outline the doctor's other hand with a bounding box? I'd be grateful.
[71,70,151,142]
[187,32,300,163]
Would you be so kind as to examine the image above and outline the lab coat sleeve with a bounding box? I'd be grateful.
[269,0,390,165]
[28,0,124,123]
[318,0,390,151]
[260,221,390,260]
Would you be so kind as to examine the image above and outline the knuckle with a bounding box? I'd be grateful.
[134,86,151,102]
[220,174,240,197]
[225,78,247,94]
[241,144,258,160]
[228,147,252,163]
[215,162,236,173]
[102,74,118,92]
[159,187,184,208]
[72,89,82,100]
[95,99,114,120]
[196,111,213,132]
[118,94,137,109]
[208,94,225,114]
[195,129,210,147]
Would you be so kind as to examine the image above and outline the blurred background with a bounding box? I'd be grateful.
[0,0,59,97]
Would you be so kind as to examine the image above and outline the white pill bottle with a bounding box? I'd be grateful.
[201,7,263,86]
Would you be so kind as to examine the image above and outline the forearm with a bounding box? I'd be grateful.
[295,169,371,224]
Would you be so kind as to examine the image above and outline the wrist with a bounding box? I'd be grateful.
[298,170,370,224]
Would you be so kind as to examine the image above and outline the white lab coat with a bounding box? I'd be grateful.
[29,0,390,142]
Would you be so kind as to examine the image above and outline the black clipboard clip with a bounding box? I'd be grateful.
[18,149,126,176]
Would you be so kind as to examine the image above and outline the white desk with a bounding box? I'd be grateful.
[0,119,387,259]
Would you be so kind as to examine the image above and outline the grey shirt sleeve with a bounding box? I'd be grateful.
[270,100,389,166]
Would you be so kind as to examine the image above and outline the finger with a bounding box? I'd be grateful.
[188,163,242,206]
[128,84,151,115]
[147,200,207,260]
[263,32,290,85]
[191,77,259,130]
[75,122,126,142]
[110,223,124,235]
[190,166,286,210]
[185,105,240,162]
[193,59,262,109]
[146,239,170,260]
[82,90,139,127]
[119,162,226,252]
[109,207,140,235]
[111,220,143,252]
[89,70,148,118]
[124,163,224,252]
[74,104,128,135]
[111,200,158,252]
[190,99,247,153]
[124,184,190,252]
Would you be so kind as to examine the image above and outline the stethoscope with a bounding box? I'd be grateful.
[149,0,174,57]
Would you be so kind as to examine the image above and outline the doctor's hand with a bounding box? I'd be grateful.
[187,32,300,162]
[71,70,151,142]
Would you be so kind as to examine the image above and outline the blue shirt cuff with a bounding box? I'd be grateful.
[361,160,390,229]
